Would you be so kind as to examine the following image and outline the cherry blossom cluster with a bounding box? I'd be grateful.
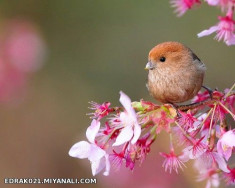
[0,19,46,102]
[170,0,235,45]
[69,84,235,187]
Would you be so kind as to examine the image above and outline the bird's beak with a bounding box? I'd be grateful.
[145,61,155,70]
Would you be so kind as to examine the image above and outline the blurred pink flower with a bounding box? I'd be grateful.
[0,58,27,102]
[224,167,235,185]
[153,111,174,134]
[182,137,207,159]
[170,0,201,16]
[113,91,141,146]
[3,20,46,73]
[160,150,185,173]
[197,12,235,45]
[69,120,110,176]
[205,0,234,11]
[205,0,220,6]
[217,129,235,161]
[197,168,220,188]
[198,150,229,172]
[0,19,46,102]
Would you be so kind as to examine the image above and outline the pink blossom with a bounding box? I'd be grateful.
[154,111,175,134]
[70,85,235,186]
[100,122,118,139]
[226,95,235,114]
[198,12,235,45]
[139,100,158,111]
[217,129,235,161]
[193,139,229,172]
[160,150,186,173]
[178,110,200,131]
[170,0,201,16]
[125,153,135,170]
[88,101,111,120]
[224,167,235,185]
[196,150,229,173]
[182,137,207,160]
[192,90,210,103]
[215,102,228,121]
[197,168,220,188]
[111,143,137,171]
[194,151,228,187]
[194,154,221,187]
[69,120,110,176]
[109,150,125,170]
[113,91,141,146]
[223,89,235,114]
[172,126,197,146]
[136,133,153,163]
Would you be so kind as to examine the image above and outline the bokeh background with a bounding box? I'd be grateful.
[0,1,234,188]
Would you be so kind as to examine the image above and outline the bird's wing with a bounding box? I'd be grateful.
[191,51,206,72]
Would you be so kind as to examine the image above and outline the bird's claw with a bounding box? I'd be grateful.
[202,85,214,99]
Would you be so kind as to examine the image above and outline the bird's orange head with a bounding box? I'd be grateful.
[146,41,193,71]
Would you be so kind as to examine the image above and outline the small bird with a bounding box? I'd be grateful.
[145,41,206,104]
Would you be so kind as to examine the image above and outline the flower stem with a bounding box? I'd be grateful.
[207,104,216,144]
[199,108,213,132]
[169,132,174,151]
[175,121,194,144]
[177,98,213,111]
[224,83,235,98]
[218,101,235,119]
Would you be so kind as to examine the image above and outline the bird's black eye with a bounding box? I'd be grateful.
[160,57,166,62]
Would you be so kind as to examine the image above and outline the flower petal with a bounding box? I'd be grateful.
[89,144,108,176]
[226,36,235,46]
[103,154,110,176]
[179,149,190,162]
[197,26,218,38]
[113,125,133,146]
[205,0,220,6]
[213,152,229,173]
[217,130,235,160]
[205,180,211,188]
[211,174,220,187]
[119,91,136,118]
[86,119,100,143]
[183,146,205,159]
[223,148,232,161]
[91,158,105,176]
[216,139,223,156]
[88,144,106,162]
[131,123,141,144]
[68,141,91,158]
[221,130,235,147]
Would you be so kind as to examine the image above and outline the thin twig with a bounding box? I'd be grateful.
[224,83,235,98]
[177,98,214,111]
[177,92,235,111]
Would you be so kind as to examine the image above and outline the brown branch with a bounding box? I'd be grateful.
[177,99,214,111]
[177,92,235,111]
